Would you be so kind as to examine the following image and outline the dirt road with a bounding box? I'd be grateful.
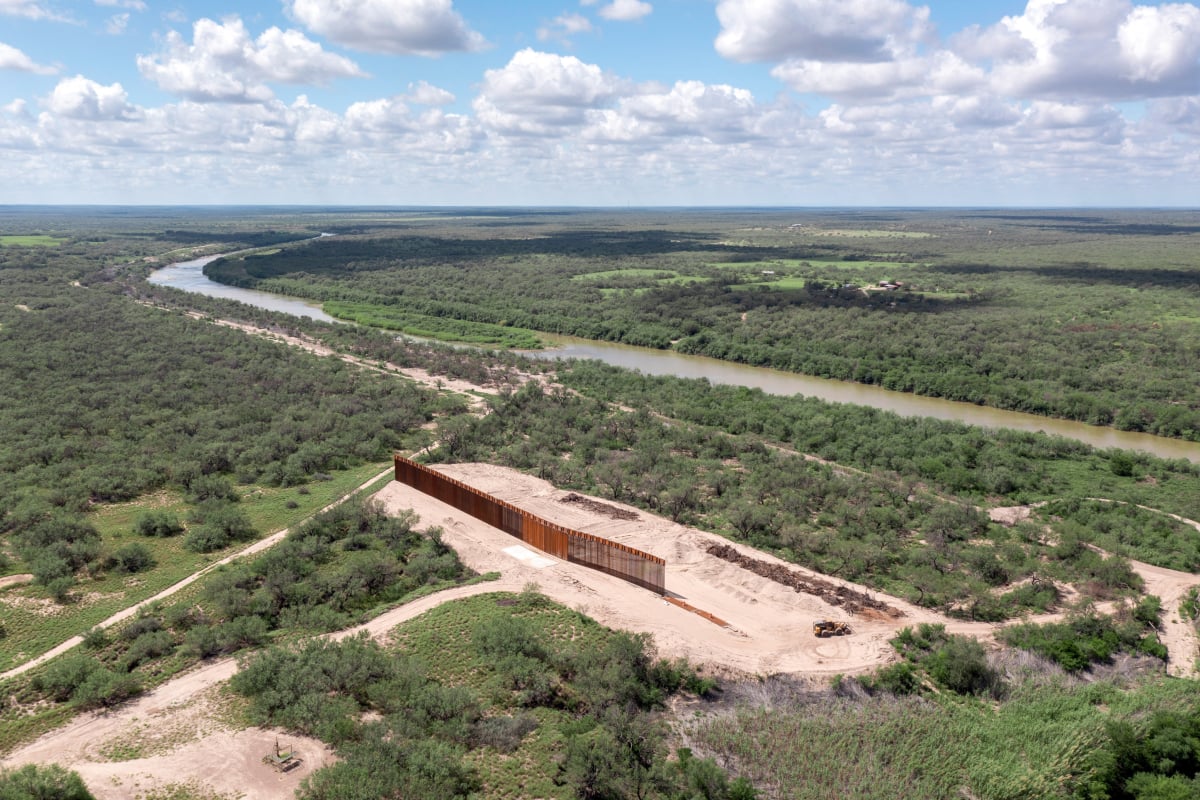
[0,579,523,800]
[374,465,1199,677]
[375,465,990,676]
[6,467,1197,799]
[0,467,394,683]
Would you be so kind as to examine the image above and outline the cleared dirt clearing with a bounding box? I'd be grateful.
[373,463,976,676]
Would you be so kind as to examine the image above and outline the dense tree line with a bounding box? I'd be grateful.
[554,362,1200,523]
[0,269,456,591]
[201,210,1200,439]
[425,381,1162,620]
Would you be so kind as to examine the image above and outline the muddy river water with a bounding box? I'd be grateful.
[150,254,1200,463]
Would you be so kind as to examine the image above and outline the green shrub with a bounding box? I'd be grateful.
[106,542,155,574]
[185,475,239,504]
[184,500,256,552]
[869,662,921,696]
[33,656,98,702]
[1000,611,1163,671]
[121,615,162,641]
[134,511,183,538]
[0,764,95,800]
[82,627,108,650]
[1181,587,1199,621]
[472,714,538,753]
[888,624,1003,697]
[71,667,141,709]
[121,631,175,671]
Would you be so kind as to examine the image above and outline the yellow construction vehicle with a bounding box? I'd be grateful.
[812,620,851,637]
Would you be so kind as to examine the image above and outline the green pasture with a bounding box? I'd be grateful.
[806,229,935,239]
[574,268,711,296]
[391,591,627,799]
[710,258,919,270]
[729,276,808,291]
[324,301,542,349]
[0,235,65,248]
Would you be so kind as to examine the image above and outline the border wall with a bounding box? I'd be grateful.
[394,456,666,594]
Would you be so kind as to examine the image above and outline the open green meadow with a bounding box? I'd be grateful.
[0,235,65,248]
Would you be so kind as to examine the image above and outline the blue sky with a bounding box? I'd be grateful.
[1,0,1198,205]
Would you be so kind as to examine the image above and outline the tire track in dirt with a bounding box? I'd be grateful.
[0,468,394,683]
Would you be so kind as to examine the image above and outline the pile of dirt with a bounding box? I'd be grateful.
[560,492,640,521]
[705,543,904,618]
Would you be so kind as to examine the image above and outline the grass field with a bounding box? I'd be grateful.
[391,590,622,800]
[730,276,808,290]
[690,675,1199,800]
[570,268,677,281]
[324,301,543,349]
[709,259,917,270]
[805,229,935,239]
[0,235,65,247]
[0,461,390,673]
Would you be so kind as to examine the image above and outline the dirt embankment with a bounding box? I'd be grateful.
[704,543,903,618]
[373,464,975,677]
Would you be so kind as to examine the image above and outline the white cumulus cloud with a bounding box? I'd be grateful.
[105,13,129,34]
[538,13,593,43]
[286,0,485,56]
[1117,4,1200,83]
[983,0,1200,99]
[404,80,455,105]
[45,75,138,120]
[772,50,983,98]
[95,0,146,9]
[0,41,57,74]
[0,0,55,19]
[137,17,365,104]
[474,48,623,134]
[597,0,652,22]
[715,0,933,63]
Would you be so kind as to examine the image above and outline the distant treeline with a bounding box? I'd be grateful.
[204,214,1200,440]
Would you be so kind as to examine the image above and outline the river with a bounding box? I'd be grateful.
[150,254,1200,463]
[149,254,337,322]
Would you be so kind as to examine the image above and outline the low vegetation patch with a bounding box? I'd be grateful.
[999,600,1167,671]
[232,590,747,800]
[14,499,471,716]
[690,672,1198,800]
[324,301,543,349]
[0,462,388,673]
[0,235,65,248]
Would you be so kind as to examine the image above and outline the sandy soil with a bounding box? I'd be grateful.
[4,664,331,800]
[375,465,1199,678]
[0,574,33,591]
[373,464,987,676]
[182,313,534,404]
[1129,558,1200,677]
